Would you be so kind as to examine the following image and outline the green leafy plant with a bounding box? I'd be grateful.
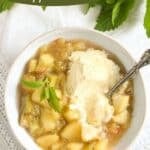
[0,0,150,37]
[0,0,14,12]
[95,0,135,31]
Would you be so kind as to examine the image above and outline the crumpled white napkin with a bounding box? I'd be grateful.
[0,1,150,150]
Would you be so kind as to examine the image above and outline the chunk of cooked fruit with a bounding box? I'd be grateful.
[32,89,50,108]
[28,116,40,136]
[83,141,96,150]
[50,141,65,150]
[36,134,59,148]
[20,97,41,135]
[35,54,54,73]
[55,89,62,99]
[56,38,66,47]
[39,45,48,54]
[20,96,34,127]
[61,121,81,142]
[64,108,80,122]
[40,108,60,132]
[48,74,58,87]
[113,110,129,124]
[32,89,41,102]
[35,64,48,74]
[107,122,121,136]
[73,41,86,51]
[28,59,37,72]
[84,140,108,150]
[66,142,83,150]
[94,139,108,150]
[21,75,36,92]
[39,54,54,67]
[81,124,101,142]
[54,60,68,72]
[112,94,130,114]
[40,109,56,132]
[21,96,33,114]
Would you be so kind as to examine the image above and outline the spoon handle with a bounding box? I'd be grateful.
[107,49,150,97]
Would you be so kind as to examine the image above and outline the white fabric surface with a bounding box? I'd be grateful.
[0,1,150,150]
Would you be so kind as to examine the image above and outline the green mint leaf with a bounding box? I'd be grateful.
[112,0,135,28]
[112,0,124,26]
[0,0,14,13]
[106,0,116,4]
[95,4,115,31]
[144,0,150,37]
[44,87,50,99]
[10,0,89,6]
[41,87,49,100]
[95,0,135,31]
[21,79,43,88]
[40,87,45,100]
[48,87,61,113]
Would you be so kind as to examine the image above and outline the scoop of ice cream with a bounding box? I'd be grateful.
[67,49,120,94]
[67,49,120,141]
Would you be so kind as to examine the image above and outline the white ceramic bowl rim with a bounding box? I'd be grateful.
[5,27,147,150]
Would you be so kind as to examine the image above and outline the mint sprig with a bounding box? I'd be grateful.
[95,0,135,31]
[48,87,61,113]
[22,78,61,112]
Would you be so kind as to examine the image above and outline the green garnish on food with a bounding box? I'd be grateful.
[41,86,61,112]
[21,79,43,88]
[23,77,61,112]
[48,87,61,113]
[40,87,45,100]
[44,87,50,99]
[40,86,50,100]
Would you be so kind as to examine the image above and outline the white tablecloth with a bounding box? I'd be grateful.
[0,1,150,150]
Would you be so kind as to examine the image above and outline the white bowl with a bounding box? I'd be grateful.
[5,27,146,150]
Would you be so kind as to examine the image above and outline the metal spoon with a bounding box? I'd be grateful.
[107,49,150,98]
